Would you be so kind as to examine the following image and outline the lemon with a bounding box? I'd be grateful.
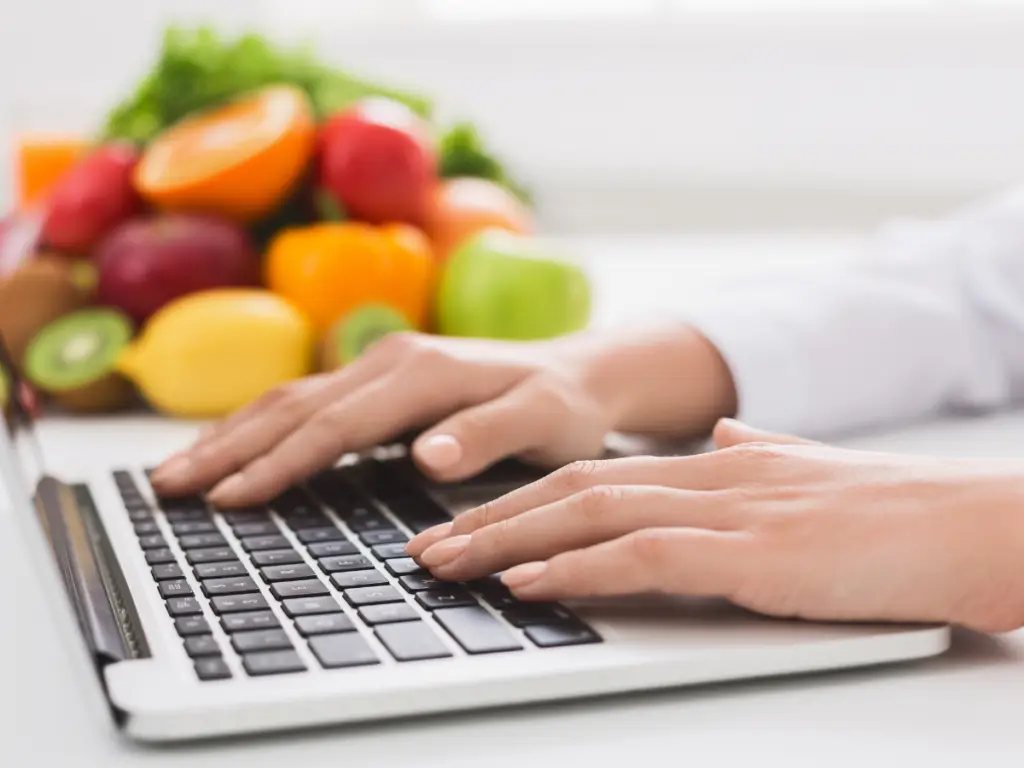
[116,289,316,419]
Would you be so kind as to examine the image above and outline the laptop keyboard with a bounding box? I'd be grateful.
[111,457,601,682]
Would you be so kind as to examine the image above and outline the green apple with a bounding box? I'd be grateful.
[436,228,590,340]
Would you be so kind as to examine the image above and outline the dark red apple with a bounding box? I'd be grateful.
[94,214,260,324]
[318,97,437,226]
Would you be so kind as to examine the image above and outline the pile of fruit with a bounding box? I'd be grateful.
[0,28,590,420]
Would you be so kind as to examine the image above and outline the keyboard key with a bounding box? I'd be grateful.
[186,547,237,565]
[271,579,329,600]
[330,570,387,589]
[138,534,168,550]
[385,558,425,576]
[259,564,315,582]
[171,520,218,535]
[525,624,601,647]
[319,554,372,573]
[375,621,452,661]
[231,629,293,654]
[359,529,409,546]
[347,514,390,533]
[471,578,521,611]
[250,549,302,566]
[159,580,194,599]
[283,596,342,617]
[211,594,269,614]
[221,509,270,525]
[284,514,332,531]
[133,520,160,536]
[145,548,176,565]
[359,603,418,625]
[221,611,280,633]
[241,535,291,552]
[166,597,202,617]
[501,605,579,628]
[195,657,232,681]
[372,543,410,560]
[416,588,478,610]
[243,650,306,676]
[174,616,211,636]
[178,533,227,549]
[294,614,355,637]
[399,574,446,592]
[202,576,259,598]
[184,635,222,658]
[231,521,280,537]
[194,561,247,580]
[127,508,154,522]
[307,540,358,558]
[151,563,184,581]
[344,585,402,607]
[297,527,344,544]
[164,509,208,523]
[434,606,523,654]
[307,634,378,669]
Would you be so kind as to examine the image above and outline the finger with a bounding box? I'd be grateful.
[712,418,818,450]
[423,485,742,582]
[411,378,606,483]
[500,527,753,601]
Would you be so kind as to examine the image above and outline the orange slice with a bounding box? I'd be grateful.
[15,134,91,210]
[134,85,316,223]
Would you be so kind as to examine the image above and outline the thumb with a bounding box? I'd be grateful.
[712,418,819,449]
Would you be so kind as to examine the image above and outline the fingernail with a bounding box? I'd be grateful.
[406,521,452,558]
[415,435,462,471]
[207,473,245,504]
[151,455,190,485]
[419,534,471,568]
[501,562,548,591]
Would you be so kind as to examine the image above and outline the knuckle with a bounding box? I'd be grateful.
[625,529,671,571]
[369,330,421,358]
[571,485,623,522]
[553,459,604,493]
[724,442,789,465]
[454,499,497,535]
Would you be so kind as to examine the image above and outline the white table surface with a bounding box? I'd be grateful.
[5,232,1024,767]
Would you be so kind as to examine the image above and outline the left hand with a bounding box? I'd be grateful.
[406,419,1024,633]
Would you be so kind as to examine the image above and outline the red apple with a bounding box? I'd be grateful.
[318,97,437,226]
[94,214,260,324]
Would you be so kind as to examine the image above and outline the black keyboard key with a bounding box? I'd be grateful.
[164,509,208,523]
[501,605,579,628]
[416,588,478,610]
[284,514,331,530]
[166,597,202,617]
[186,547,237,565]
[221,509,270,525]
[231,629,293,654]
[151,563,184,581]
[159,580,194,599]
[525,624,601,647]
[184,635,222,658]
[294,614,355,637]
[375,621,452,661]
[195,657,232,681]
[385,558,425,576]
[471,578,521,610]
[127,508,153,522]
[399,574,446,592]
[250,549,302,566]
[171,520,218,535]
[344,585,402,607]
[434,606,523,654]
[260,564,315,582]
[307,634,378,669]
[138,534,168,550]
[241,535,291,552]
[372,543,410,560]
[271,579,329,600]
[174,616,211,636]
[330,570,387,589]
[242,650,306,676]
[339,505,384,527]
[359,603,418,625]
[194,561,247,579]
[145,548,176,565]
[211,594,269,614]
[221,611,280,633]
[178,533,227,549]
[307,540,358,558]
[202,576,259,597]
[231,521,280,537]
[359,529,409,546]
[133,520,160,536]
[347,514,390,533]
[283,596,342,617]
[297,527,344,544]
[319,554,372,573]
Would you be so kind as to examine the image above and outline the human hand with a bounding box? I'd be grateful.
[407,419,1024,633]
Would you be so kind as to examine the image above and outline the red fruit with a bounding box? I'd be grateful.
[94,214,260,324]
[318,98,437,226]
[41,142,142,255]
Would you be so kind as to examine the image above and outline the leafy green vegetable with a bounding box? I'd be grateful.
[438,122,531,205]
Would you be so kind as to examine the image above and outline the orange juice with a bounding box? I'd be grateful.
[15,134,92,210]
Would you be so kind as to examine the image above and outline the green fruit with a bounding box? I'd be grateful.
[24,308,135,413]
[321,303,411,370]
[436,229,590,340]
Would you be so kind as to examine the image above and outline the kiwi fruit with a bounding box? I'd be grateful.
[0,255,95,365]
[320,303,412,370]
[24,308,135,413]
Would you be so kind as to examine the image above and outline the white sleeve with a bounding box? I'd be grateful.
[684,187,1024,439]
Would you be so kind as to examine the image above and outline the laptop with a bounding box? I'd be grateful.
[0,341,951,744]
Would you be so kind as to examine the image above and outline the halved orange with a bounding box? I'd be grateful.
[134,84,316,223]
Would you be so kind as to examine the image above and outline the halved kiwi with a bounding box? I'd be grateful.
[320,303,412,370]
[24,308,135,413]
